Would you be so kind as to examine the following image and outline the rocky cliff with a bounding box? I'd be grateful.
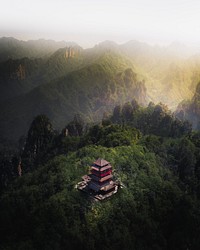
[65,47,82,59]
[176,82,200,129]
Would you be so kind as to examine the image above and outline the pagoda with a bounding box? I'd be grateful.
[77,158,119,200]
[89,158,114,192]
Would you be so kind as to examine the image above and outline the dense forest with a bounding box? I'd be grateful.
[1,37,200,144]
[1,100,200,250]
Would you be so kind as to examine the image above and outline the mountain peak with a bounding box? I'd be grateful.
[95,40,119,51]
[0,37,81,62]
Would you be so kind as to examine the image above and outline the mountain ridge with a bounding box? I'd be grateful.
[0,51,147,142]
[0,37,79,62]
[1,37,200,143]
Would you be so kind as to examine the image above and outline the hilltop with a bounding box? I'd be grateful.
[0,100,200,250]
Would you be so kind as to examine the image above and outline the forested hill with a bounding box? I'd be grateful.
[0,37,77,62]
[1,100,200,250]
[1,37,200,144]
[0,52,147,143]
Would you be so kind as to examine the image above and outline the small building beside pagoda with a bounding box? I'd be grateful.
[77,158,119,201]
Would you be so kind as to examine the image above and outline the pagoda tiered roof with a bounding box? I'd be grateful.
[91,174,113,182]
[93,158,110,167]
[91,164,112,172]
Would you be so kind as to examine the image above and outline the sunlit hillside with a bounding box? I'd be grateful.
[1,37,200,143]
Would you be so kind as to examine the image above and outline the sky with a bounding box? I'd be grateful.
[0,0,200,48]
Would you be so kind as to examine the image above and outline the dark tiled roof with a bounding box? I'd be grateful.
[89,182,101,191]
[91,174,113,182]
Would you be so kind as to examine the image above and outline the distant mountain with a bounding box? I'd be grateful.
[120,40,200,109]
[166,41,197,58]
[0,37,78,62]
[0,44,86,101]
[1,37,200,108]
[1,37,200,143]
[0,51,147,142]
[1,40,131,102]
[176,82,200,129]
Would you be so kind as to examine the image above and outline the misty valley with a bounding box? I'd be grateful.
[0,37,200,250]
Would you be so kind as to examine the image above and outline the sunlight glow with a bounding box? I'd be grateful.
[0,0,200,47]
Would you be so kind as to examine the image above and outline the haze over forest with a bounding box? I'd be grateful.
[1,0,200,48]
[0,35,200,143]
[1,0,200,144]
[1,1,200,250]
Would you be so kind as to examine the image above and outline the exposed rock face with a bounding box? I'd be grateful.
[191,83,200,116]
[90,68,147,121]
[22,115,54,172]
[16,64,25,80]
[62,128,69,137]
[17,160,22,176]
[116,68,147,105]
[134,80,147,105]
[65,47,82,59]
[9,63,26,80]
[176,82,200,129]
